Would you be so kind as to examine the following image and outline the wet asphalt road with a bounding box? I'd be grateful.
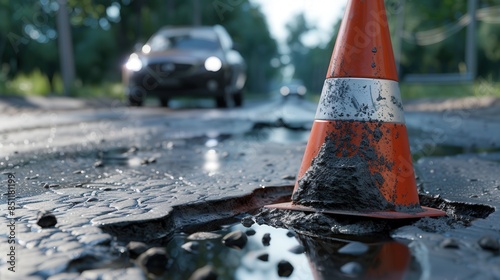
[0,97,316,200]
[1,96,500,279]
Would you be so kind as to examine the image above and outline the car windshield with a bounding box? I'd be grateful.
[148,30,219,52]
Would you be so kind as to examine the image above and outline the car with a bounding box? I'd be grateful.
[279,80,307,99]
[122,25,246,108]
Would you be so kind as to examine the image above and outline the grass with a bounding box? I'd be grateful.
[0,69,125,100]
[2,69,499,102]
[306,79,500,103]
[400,80,500,100]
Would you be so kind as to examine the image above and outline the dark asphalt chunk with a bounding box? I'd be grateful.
[257,253,269,262]
[241,216,255,227]
[288,244,305,254]
[262,233,271,246]
[222,230,247,250]
[37,211,57,228]
[245,229,256,236]
[137,247,169,276]
[277,260,294,277]
[478,236,500,252]
[126,241,148,259]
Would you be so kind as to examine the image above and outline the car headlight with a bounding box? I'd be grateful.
[125,54,143,72]
[280,86,290,96]
[204,56,222,72]
[297,85,307,95]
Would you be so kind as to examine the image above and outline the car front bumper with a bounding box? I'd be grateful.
[124,67,228,98]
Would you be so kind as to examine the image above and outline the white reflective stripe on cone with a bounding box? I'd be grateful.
[315,78,406,124]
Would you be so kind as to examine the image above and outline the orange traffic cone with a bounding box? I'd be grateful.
[266,0,445,219]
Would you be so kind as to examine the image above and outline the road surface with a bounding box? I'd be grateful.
[0,96,499,279]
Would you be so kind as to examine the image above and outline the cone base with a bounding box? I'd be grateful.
[265,202,446,220]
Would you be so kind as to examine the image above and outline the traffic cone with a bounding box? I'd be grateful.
[266,0,445,219]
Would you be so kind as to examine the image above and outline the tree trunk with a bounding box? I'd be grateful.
[193,0,201,26]
[56,0,75,96]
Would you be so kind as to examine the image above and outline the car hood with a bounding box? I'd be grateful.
[141,49,222,65]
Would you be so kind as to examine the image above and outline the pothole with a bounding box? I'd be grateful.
[100,186,495,279]
[418,194,496,222]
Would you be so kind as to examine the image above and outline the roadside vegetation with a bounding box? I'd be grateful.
[1,0,499,100]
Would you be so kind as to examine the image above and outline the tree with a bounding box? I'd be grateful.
[1,0,280,94]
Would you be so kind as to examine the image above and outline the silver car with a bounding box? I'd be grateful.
[123,25,246,108]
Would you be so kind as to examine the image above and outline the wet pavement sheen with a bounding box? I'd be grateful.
[0,97,499,279]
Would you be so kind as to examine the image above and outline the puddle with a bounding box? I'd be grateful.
[102,185,495,279]
[164,221,313,280]
[131,218,420,280]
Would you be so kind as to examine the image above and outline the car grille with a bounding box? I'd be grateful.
[146,62,196,78]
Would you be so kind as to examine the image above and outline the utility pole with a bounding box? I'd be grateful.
[395,0,406,77]
[56,0,75,96]
[466,0,478,80]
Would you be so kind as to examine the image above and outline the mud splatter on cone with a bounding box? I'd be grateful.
[266,0,445,219]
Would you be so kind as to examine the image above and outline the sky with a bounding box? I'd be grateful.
[251,0,348,48]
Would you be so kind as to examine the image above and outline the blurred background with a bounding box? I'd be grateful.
[0,0,499,100]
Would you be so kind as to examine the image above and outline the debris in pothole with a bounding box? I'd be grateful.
[288,245,305,254]
[340,262,363,276]
[222,230,247,249]
[126,241,148,259]
[478,236,500,252]
[241,216,255,227]
[257,253,269,262]
[37,211,57,228]
[338,242,369,255]
[188,232,222,241]
[277,260,294,277]
[182,241,200,254]
[262,233,271,246]
[188,265,218,280]
[136,247,169,276]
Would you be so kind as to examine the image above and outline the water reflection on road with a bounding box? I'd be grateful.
[165,220,416,280]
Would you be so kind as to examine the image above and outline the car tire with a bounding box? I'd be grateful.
[233,90,244,107]
[159,97,169,107]
[215,91,230,108]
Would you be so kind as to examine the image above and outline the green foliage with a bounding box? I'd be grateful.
[1,0,279,96]
[4,0,500,98]
[285,13,339,93]
[400,80,500,100]
[72,82,124,99]
[3,69,52,96]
